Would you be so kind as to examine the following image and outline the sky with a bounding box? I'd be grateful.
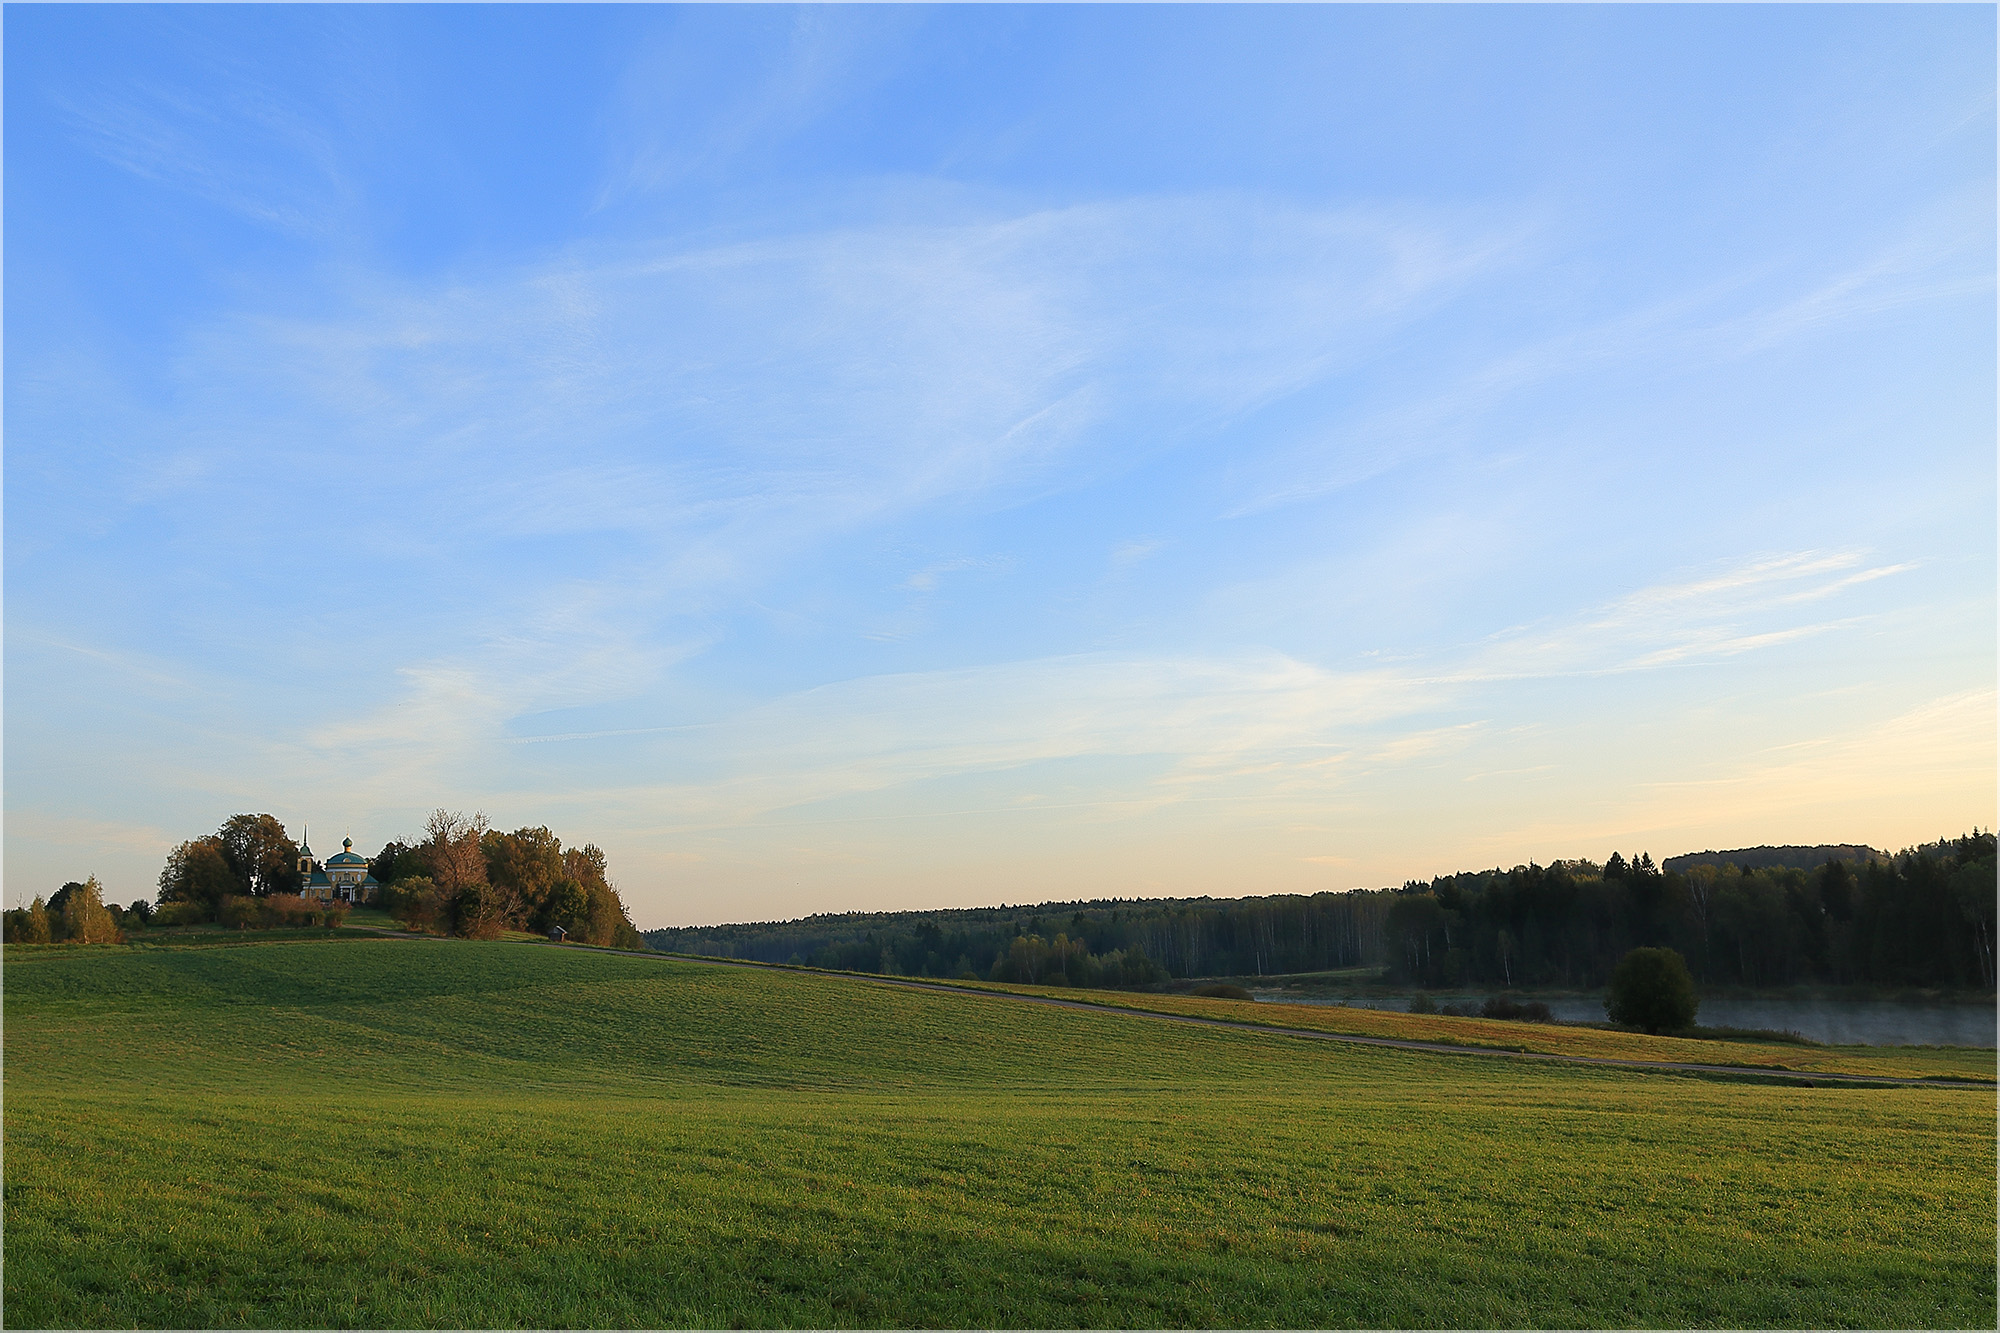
[5,4,1994,928]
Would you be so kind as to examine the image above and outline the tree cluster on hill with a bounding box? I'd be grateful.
[371,810,642,948]
[643,832,1996,993]
[3,877,124,945]
[147,810,642,947]
[156,813,302,917]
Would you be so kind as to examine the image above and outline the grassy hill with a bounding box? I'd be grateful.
[6,936,1994,1328]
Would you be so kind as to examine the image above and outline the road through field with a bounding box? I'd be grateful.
[559,940,1994,1090]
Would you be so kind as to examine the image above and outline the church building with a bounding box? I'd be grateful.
[297,837,381,904]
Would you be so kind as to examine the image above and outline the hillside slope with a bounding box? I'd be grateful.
[6,938,1993,1328]
[1662,844,1884,873]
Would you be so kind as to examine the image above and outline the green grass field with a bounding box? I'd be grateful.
[6,937,1994,1328]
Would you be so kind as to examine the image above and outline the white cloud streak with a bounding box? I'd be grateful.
[452,548,1911,834]
[26,194,1521,757]
[1229,198,1996,517]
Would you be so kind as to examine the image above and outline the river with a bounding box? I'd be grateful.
[1250,991,1997,1047]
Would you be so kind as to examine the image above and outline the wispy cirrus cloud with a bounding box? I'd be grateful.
[16,193,1522,723]
[1453,550,1914,683]
[0,192,1530,884]
[454,548,1909,835]
[216,195,1515,502]
[596,4,923,206]
[1229,198,1996,518]
[53,26,359,238]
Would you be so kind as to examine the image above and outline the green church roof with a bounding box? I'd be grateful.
[324,837,369,867]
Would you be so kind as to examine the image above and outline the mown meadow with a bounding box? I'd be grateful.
[6,937,1994,1328]
[912,973,1998,1083]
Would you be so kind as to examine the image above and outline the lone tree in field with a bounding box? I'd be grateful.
[1605,946,1698,1034]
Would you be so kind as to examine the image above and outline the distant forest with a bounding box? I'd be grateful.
[645,835,1996,992]
[1662,844,1883,874]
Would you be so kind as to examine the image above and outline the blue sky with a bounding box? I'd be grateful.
[6,4,1994,927]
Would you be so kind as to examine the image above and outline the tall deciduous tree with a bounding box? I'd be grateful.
[216,814,301,897]
[482,825,564,926]
[48,881,88,918]
[420,810,496,937]
[60,876,121,945]
[159,838,240,914]
[543,878,589,933]
[560,842,639,948]
[3,897,55,944]
[370,840,415,886]
[381,874,444,932]
[420,810,490,897]
[1950,856,1996,990]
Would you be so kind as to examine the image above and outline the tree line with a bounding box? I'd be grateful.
[1389,835,1993,991]
[642,833,1996,993]
[3,877,125,944]
[644,895,1385,986]
[6,810,644,950]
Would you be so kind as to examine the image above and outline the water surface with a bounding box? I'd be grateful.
[1250,991,1997,1047]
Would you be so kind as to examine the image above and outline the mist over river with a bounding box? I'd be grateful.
[1252,992,1997,1048]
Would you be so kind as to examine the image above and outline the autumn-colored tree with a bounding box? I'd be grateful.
[482,825,564,926]
[420,810,490,897]
[60,877,122,945]
[563,843,609,892]
[3,897,55,944]
[545,841,635,947]
[418,810,501,938]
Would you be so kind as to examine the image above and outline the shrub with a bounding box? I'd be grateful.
[1406,993,1437,1014]
[252,896,348,929]
[218,895,261,929]
[1606,947,1699,1034]
[1481,995,1554,1023]
[150,900,209,928]
[452,883,505,939]
[1192,983,1252,1000]
[256,896,318,929]
[383,876,443,932]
